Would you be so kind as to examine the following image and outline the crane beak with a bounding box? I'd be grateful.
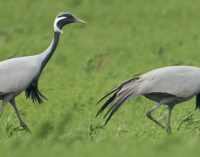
[74,17,87,24]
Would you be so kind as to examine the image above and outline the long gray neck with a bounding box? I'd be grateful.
[40,32,60,73]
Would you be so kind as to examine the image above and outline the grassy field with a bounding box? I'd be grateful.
[1,0,200,156]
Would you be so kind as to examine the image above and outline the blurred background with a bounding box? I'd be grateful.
[1,0,200,156]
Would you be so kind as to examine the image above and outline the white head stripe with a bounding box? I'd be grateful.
[54,16,66,33]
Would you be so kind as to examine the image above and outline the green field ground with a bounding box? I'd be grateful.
[1,0,200,156]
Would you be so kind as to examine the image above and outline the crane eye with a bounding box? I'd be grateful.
[67,15,73,19]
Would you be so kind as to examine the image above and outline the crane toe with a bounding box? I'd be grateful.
[20,122,31,133]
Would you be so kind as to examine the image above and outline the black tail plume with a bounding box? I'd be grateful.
[96,93,117,117]
[196,93,200,110]
[96,88,119,105]
[96,77,139,124]
[25,83,47,104]
[104,93,133,125]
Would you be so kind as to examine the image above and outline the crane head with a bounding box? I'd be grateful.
[54,12,86,33]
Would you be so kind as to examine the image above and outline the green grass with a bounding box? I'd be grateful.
[1,0,200,156]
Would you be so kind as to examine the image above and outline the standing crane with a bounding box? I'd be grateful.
[96,66,200,134]
[0,12,86,132]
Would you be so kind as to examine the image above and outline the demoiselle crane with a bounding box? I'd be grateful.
[96,66,200,134]
[0,12,86,132]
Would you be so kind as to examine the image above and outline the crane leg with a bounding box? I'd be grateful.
[0,100,8,119]
[0,94,13,120]
[146,103,165,130]
[9,98,31,133]
[166,105,174,135]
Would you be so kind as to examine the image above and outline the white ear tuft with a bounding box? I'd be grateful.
[54,16,66,33]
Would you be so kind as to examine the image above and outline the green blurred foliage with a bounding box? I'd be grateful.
[1,0,200,156]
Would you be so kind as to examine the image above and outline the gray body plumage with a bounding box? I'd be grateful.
[97,66,200,134]
[0,54,43,96]
[140,66,200,99]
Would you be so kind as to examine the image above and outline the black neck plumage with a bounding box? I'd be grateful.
[41,32,60,70]
[40,32,60,72]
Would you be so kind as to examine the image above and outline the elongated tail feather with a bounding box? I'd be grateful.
[96,88,119,105]
[196,93,200,110]
[25,81,47,104]
[96,78,139,104]
[96,93,117,117]
[96,77,139,124]
[104,92,133,124]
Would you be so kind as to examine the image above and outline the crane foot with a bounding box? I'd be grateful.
[166,126,171,135]
[20,122,31,133]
